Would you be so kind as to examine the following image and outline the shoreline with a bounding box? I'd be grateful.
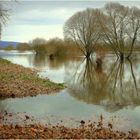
[0,58,64,98]
[0,120,138,139]
[0,110,139,139]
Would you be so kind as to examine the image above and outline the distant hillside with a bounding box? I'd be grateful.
[0,41,20,48]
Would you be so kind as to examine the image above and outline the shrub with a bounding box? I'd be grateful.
[4,45,14,51]
[16,43,31,51]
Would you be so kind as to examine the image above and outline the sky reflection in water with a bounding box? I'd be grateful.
[0,50,140,131]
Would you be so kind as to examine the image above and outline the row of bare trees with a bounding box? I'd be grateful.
[64,2,140,60]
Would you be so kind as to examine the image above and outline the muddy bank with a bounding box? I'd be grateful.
[0,122,138,139]
[0,111,138,139]
[0,58,64,98]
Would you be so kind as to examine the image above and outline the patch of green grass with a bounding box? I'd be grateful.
[0,58,11,64]
[20,74,64,88]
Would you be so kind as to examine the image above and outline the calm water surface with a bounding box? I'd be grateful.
[0,50,140,132]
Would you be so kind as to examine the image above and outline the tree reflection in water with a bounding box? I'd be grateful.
[32,53,82,69]
[32,53,47,68]
[66,56,140,112]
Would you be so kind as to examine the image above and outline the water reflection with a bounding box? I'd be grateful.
[66,57,140,112]
[1,51,140,130]
[32,53,47,68]
[1,50,140,113]
[32,53,82,70]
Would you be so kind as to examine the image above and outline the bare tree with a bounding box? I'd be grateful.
[127,6,140,58]
[30,38,47,54]
[64,8,100,58]
[0,2,9,39]
[97,2,140,60]
[31,38,46,47]
[97,3,129,60]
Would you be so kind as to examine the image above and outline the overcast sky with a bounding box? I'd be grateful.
[1,0,140,42]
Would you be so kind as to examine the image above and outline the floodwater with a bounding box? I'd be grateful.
[0,50,140,132]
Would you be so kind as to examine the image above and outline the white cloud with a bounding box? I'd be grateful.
[2,24,63,42]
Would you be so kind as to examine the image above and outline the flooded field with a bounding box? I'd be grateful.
[0,50,140,133]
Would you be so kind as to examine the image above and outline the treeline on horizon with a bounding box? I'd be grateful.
[1,38,83,57]
[1,37,140,52]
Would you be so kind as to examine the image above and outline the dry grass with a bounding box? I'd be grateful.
[0,58,64,98]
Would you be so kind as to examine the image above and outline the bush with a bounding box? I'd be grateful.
[30,38,47,54]
[30,37,82,57]
[16,43,31,51]
[4,45,14,51]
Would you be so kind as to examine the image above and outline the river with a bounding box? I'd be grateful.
[0,50,140,132]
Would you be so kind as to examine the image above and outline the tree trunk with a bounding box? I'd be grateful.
[86,51,91,59]
[120,53,124,62]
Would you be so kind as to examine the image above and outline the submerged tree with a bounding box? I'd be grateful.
[64,8,100,58]
[97,2,140,60]
[97,3,129,59]
[127,6,140,58]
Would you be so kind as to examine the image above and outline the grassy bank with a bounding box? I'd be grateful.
[0,58,64,98]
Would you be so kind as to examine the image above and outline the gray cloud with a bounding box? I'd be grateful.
[2,1,140,42]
